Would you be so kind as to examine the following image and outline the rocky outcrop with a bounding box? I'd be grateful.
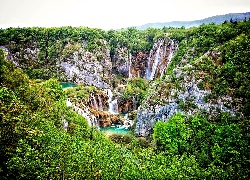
[135,51,234,136]
[1,37,178,88]
[118,98,137,114]
[90,109,119,127]
[112,47,131,77]
[130,51,149,78]
[1,43,40,68]
[88,93,109,111]
[61,40,112,89]
[1,40,113,88]
[111,38,178,80]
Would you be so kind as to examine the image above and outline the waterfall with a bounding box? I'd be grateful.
[122,113,134,129]
[167,40,175,66]
[109,99,119,114]
[145,39,164,80]
[66,98,99,128]
[160,40,175,77]
[105,89,119,114]
[97,95,103,111]
[91,95,99,110]
[145,39,177,80]
[66,98,72,106]
[106,89,112,102]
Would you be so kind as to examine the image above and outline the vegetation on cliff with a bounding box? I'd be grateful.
[0,19,250,179]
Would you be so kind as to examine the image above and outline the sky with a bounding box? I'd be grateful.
[0,0,250,30]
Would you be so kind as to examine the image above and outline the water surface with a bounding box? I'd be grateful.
[61,82,77,89]
[100,125,130,135]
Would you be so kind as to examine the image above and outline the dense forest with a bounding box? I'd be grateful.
[0,19,250,179]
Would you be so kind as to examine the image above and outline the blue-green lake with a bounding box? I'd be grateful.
[100,125,130,135]
[61,82,77,89]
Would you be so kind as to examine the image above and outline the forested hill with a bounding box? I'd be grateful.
[136,12,250,29]
[0,19,250,179]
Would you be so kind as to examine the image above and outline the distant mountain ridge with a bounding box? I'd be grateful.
[135,12,250,30]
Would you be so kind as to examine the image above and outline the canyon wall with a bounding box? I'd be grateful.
[135,51,235,136]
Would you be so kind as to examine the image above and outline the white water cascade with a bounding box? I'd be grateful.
[109,99,119,114]
[66,98,99,128]
[167,40,175,66]
[91,94,99,110]
[105,89,119,114]
[97,95,103,111]
[121,113,134,129]
[145,39,164,80]
[160,40,176,77]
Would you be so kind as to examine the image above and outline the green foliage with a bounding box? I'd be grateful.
[65,85,97,105]
[153,113,188,154]
[1,20,250,179]
[178,99,198,110]
[122,77,149,106]
[153,113,249,179]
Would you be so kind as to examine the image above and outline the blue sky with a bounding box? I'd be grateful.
[0,0,250,30]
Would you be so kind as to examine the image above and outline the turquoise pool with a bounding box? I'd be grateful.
[100,125,130,135]
[61,82,77,89]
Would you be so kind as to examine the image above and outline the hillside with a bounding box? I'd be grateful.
[0,19,250,179]
[135,12,250,29]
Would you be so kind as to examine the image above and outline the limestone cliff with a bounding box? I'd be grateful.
[135,50,235,136]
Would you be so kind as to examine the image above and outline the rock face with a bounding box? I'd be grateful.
[61,40,112,89]
[1,43,40,68]
[118,98,137,114]
[130,51,149,78]
[136,103,179,136]
[112,46,131,77]
[1,38,177,88]
[1,40,113,88]
[67,89,120,128]
[112,38,178,80]
[61,38,180,130]
[135,51,234,136]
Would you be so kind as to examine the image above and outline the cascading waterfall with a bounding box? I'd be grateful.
[145,39,177,80]
[66,99,99,128]
[66,98,72,107]
[97,95,103,111]
[105,89,119,114]
[91,94,99,110]
[105,89,112,102]
[167,40,175,66]
[145,39,164,80]
[121,113,134,129]
[109,99,118,114]
[160,40,176,77]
